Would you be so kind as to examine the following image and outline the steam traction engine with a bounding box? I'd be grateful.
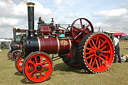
[7,28,25,60]
[15,2,114,83]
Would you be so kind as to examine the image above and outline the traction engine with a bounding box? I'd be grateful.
[7,28,26,60]
[15,2,114,83]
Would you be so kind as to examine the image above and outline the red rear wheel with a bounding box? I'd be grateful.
[15,53,24,73]
[78,33,114,73]
[22,51,53,83]
[12,50,21,60]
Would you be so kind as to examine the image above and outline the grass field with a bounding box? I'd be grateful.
[0,41,128,85]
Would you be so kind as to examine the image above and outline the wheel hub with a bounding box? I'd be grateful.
[36,65,42,71]
[96,50,102,56]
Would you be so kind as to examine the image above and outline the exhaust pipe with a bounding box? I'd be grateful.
[26,2,35,37]
[13,27,16,42]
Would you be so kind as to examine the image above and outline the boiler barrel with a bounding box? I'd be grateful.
[38,37,71,54]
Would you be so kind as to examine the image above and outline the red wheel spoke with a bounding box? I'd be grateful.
[85,51,94,55]
[98,40,100,48]
[102,50,110,54]
[89,57,93,65]
[19,66,22,68]
[33,72,37,78]
[100,41,107,48]
[101,54,108,60]
[28,60,35,65]
[19,61,23,63]
[39,72,43,78]
[43,65,51,69]
[100,46,107,51]
[74,32,82,39]
[88,41,93,48]
[95,59,100,69]
[98,57,102,67]
[96,36,99,46]
[92,57,96,67]
[85,54,95,59]
[41,60,48,65]
[91,40,96,48]
[40,56,44,63]
[85,47,92,51]
[34,57,38,63]
[42,70,48,74]
[80,19,83,29]
[100,57,106,62]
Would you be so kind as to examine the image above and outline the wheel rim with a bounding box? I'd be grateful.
[24,53,53,82]
[84,33,114,72]
[12,51,20,60]
[17,54,24,73]
[71,18,94,44]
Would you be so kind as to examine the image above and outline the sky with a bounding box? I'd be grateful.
[0,0,128,38]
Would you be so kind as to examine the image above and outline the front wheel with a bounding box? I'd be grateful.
[22,51,53,83]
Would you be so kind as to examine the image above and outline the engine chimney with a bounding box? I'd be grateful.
[26,2,35,37]
[13,27,16,42]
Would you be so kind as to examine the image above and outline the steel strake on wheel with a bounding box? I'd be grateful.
[79,33,114,73]
[15,53,24,73]
[71,18,94,44]
[22,51,53,83]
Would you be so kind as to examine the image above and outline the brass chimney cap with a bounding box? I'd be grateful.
[26,2,35,7]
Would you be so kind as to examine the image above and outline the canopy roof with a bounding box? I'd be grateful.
[114,32,127,35]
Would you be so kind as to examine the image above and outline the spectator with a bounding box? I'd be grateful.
[113,35,121,63]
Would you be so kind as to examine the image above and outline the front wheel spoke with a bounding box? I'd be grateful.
[33,72,37,78]
[41,60,48,65]
[34,57,38,63]
[28,60,35,65]
[42,70,48,74]
[39,72,43,78]
[43,65,51,69]
[28,69,36,75]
